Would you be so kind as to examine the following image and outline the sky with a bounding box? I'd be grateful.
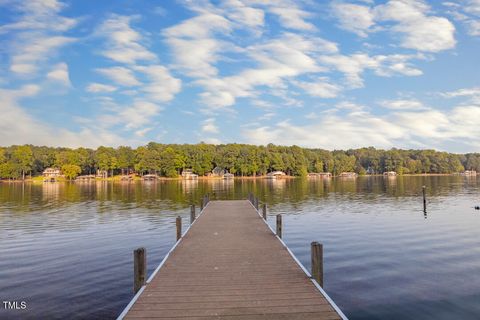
[0,0,479,152]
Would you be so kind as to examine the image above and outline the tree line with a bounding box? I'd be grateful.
[0,143,479,180]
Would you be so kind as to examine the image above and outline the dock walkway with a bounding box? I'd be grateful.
[119,200,347,319]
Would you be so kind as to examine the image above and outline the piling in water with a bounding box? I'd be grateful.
[422,185,426,212]
[134,247,146,294]
[190,205,195,224]
[311,242,323,287]
[276,214,282,238]
[176,216,182,241]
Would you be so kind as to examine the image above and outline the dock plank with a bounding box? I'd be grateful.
[121,200,344,320]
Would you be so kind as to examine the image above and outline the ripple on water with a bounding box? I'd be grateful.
[1,177,480,319]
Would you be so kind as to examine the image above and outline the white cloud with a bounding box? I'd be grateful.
[96,66,141,86]
[242,104,480,151]
[202,137,222,144]
[46,62,71,86]
[466,19,480,35]
[331,3,375,37]
[98,99,162,130]
[10,35,75,75]
[135,127,153,137]
[258,112,276,120]
[0,0,76,33]
[1,0,77,76]
[379,99,428,110]
[221,0,265,30]
[246,0,316,31]
[319,52,424,88]
[268,6,315,31]
[134,65,181,102]
[195,33,338,109]
[292,78,341,98]
[332,0,456,52]
[0,85,128,147]
[440,86,480,104]
[201,118,219,133]
[444,0,480,36]
[163,12,232,78]
[86,83,117,93]
[120,100,162,129]
[96,15,157,64]
[441,87,480,98]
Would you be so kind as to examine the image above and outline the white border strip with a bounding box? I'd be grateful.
[116,286,145,320]
[116,200,212,320]
[248,200,349,320]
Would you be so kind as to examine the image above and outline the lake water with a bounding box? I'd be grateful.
[1,176,480,319]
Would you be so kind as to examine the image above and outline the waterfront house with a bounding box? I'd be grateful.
[223,173,234,180]
[212,167,225,177]
[266,171,286,179]
[43,167,61,177]
[75,175,95,182]
[142,174,159,181]
[383,171,397,176]
[338,172,358,178]
[182,169,198,180]
[96,170,108,179]
[307,172,332,178]
[462,170,477,176]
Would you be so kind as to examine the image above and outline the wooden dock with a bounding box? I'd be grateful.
[118,198,347,319]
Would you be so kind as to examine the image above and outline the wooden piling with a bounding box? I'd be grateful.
[311,242,323,287]
[422,185,426,212]
[176,216,182,241]
[276,214,282,238]
[255,198,259,210]
[262,203,267,220]
[190,205,195,224]
[133,247,146,294]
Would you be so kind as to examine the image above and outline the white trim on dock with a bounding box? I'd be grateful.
[116,201,211,320]
[249,200,349,320]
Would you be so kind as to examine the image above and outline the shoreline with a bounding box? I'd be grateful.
[0,173,474,184]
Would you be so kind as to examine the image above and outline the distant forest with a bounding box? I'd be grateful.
[0,143,479,179]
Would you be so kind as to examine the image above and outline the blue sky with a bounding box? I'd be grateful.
[0,0,479,152]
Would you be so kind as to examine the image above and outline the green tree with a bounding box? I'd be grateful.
[117,146,135,174]
[62,164,81,180]
[160,147,184,177]
[11,145,34,180]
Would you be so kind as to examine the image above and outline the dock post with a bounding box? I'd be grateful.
[190,205,195,224]
[311,242,323,287]
[176,216,182,241]
[200,198,204,211]
[276,214,282,238]
[134,247,146,294]
[422,186,426,212]
[255,198,259,210]
[262,203,267,220]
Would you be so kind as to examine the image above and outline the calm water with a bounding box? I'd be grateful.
[1,176,480,319]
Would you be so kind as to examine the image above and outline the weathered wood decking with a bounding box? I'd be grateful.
[119,200,347,320]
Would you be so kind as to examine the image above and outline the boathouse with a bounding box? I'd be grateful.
[266,171,286,179]
[181,169,198,180]
[338,172,358,178]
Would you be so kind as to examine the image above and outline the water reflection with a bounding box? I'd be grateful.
[1,176,480,319]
